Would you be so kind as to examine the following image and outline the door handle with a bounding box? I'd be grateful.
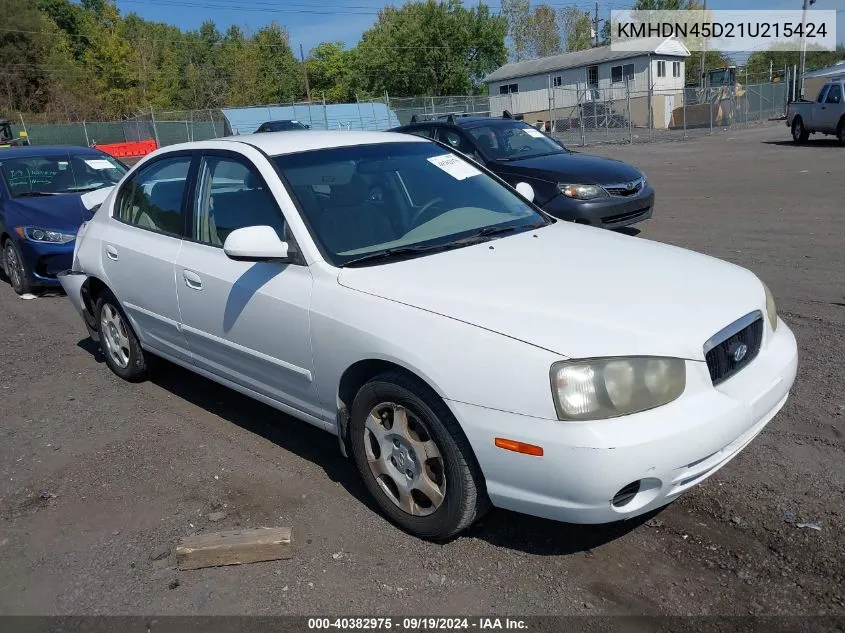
[183,270,203,290]
[105,245,119,261]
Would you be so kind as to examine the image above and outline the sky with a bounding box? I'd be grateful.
[113,0,845,57]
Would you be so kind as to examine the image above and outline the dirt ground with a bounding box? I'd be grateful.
[0,122,842,616]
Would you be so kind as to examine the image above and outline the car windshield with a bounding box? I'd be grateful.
[261,121,306,132]
[0,151,126,197]
[466,121,566,161]
[273,141,551,266]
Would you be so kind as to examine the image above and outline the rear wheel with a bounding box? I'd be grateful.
[837,118,845,146]
[349,370,488,540]
[792,117,809,144]
[3,239,33,295]
[95,290,150,382]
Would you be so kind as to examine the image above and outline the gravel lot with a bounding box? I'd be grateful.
[0,122,843,616]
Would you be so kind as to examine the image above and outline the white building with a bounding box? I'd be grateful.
[483,37,691,129]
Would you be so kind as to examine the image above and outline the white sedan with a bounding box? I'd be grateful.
[58,131,798,540]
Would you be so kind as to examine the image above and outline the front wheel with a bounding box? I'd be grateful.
[3,239,33,295]
[837,119,845,146]
[95,290,150,382]
[349,370,488,540]
[792,118,809,144]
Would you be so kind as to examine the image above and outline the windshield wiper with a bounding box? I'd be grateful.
[70,184,111,193]
[342,243,452,267]
[15,191,61,197]
[342,223,547,267]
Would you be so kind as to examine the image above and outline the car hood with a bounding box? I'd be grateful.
[337,222,766,361]
[495,152,643,185]
[6,190,107,231]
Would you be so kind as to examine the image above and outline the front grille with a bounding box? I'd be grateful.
[605,178,644,197]
[704,313,764,385]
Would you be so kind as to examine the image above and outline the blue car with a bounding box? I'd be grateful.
[0,146,128,294]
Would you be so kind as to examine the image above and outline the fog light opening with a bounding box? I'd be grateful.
[611,480,642,508]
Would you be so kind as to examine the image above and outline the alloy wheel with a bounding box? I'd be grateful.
[99,303,131,369]
[5,243,23,291]
[363,402,446,516]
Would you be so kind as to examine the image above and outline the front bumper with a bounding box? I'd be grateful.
[18,239,74,287]
[449,319,798,524]
[541,184,655,229]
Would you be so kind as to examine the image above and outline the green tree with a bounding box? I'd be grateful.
[355,0,507,97]
[500,0,530,62]
[559,7,592,52]
[307,42,360,103]
[527,4,561,59]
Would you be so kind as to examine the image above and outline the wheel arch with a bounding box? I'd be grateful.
[335,358,453,457]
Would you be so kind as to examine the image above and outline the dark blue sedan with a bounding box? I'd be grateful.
[0,146,127,294]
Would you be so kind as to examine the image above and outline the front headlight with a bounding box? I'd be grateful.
[557,183,608,200]
[16,226,75,244]
[762,281,778,331]
[550,357,686,421]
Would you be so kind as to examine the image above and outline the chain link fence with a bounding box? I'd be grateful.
[494,80,789,147]
[8,82,788,150]
[388,95,491,125]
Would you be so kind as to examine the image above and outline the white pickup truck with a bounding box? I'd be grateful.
[786,77,845,144]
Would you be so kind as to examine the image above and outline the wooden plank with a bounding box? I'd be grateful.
[175,527,293,571]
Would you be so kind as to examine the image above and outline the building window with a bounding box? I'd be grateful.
[611,63,635,84]
[673,61,681,78]
[587,65,598,86]
[499,83,519,94]
[657,60,666,78]
[611,66,622,83]
[553,75,562,87]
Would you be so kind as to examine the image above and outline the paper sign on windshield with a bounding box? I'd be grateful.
[522,128,545,138]
[427,154,481,180]
[84,159,115,170]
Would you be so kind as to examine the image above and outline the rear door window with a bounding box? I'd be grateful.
[115,156,192,236]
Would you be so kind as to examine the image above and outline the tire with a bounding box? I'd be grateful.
[349,370,489,540]
[792,117,809,144]
[837,118,845,146]
[3,239,33,295]
[95,290,149,382]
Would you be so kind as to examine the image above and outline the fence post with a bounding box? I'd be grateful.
[604,87,609,140]
[82,120,90,146]
[385,91,391,126]
[627,82,632,144]
[371,100,377,130]
[209,110,218,138]
[184,120,190,143]
[648,82,653,142]
[18,113,30,144]
[150,108,161,146]
[578,85,586,147]
[322,93,329,130]
[682,92,687,140]
[709,91,714,135]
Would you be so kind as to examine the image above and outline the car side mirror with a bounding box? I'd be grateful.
[223,225,290,262]
[515,182,535,203]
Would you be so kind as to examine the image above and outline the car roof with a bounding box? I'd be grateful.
[397,117,527,131]
[165,130,430,156]
[0,145,106,158]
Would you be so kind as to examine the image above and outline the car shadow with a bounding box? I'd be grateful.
[76,339,664,554]
[464,506,663,555]
[763,139,843,147]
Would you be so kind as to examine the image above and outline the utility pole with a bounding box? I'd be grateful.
[593,0,603,48]
[699,0,707,88]
[300,43,311,102]
[797,0,815,98]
